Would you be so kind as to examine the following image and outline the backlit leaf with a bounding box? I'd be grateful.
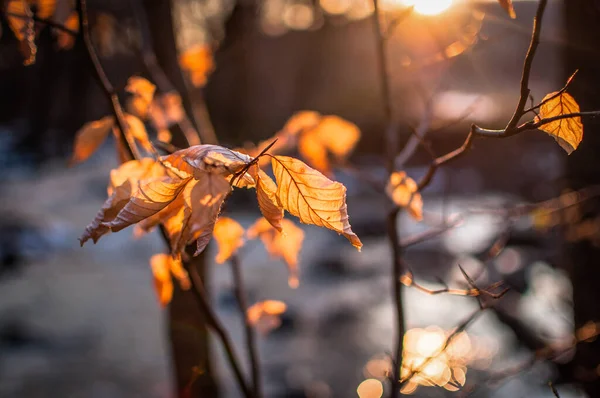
[149,92,185,131]
[271,156,362,251]
[497,0,516,19]
[386,171,423,221]
[251,166,283,232]
[124,113,154,154]
[55,11,78,50]
[125,76,156,119]
[150,253,191,307]
[70,116,113,165]
[213,217,245,264]
[247,300,287,334]
[298,115,361,175]
[179,45,214,87]
[535,92,583,154]
[247,217,305,288]
[31,0,56,19]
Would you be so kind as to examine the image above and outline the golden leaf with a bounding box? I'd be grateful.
[247,217,305,288]
[178,45,214,87]
[213,216,245,264]
[385,171,423,221]
[55,12,78,50]
[298,115,361,175]
[246,300,287,334]
[497,0,516,19]
[123,113,154,154]
[282,110,321,136]
[70,116,113,165]
[6,0,37,65]
[125,76,156,119]
[535,92,583,154]
[80,158,165,244]
[161,144,253,179]
[150,253,191,307]
[251,166,283,232]
[271,156,362,251]
[30,0,56,19]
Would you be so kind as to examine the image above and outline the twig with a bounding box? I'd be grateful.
[3,11,77,36]
[230,255,262,398]
[522,70,578,114]
[76,0,141,160]
[372,1,406,396]
[399,215,463,247]
[505,0,548,131]
[549,382,561,398]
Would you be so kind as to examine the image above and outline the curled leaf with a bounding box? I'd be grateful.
[535,92,583,154]
[70,116,114,165]
[213,217,245,264]
[251,166,283,232]
[162,144,253,179]
[497,0,516,19]
[386,171,423,221]
[271,155,362,251]
[247,217,305,288]
[150,253,191,307]
[247,300,287,334]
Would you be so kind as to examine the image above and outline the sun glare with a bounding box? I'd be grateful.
[401,0,453,15]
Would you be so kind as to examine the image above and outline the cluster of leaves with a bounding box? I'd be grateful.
[3,0,79,65]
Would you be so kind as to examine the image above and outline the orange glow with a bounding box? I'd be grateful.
[395,0,453,15]
[357,379,383,398]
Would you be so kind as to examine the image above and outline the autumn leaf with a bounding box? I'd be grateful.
[55,11,78,50]
[271,156,362,251]
[70,116,113,165]
[213,217,245,264]
[386,171,423,221]
[5,0,37,65]
[150,253,191,307]
[149,92,185,132]
[282,110,321,136]
[179,45,214,87]
[247,217,305,288]
[162,144,253,180]
[126,76,156,119]
[123,113,154,154]
[31,0,56,19]
[298,115,361,175]
[251,166,283,232]
[535,92,583,154]
[497,0,516,19]
[247,300,287,334]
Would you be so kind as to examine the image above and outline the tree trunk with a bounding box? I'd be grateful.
[565,1,600,395]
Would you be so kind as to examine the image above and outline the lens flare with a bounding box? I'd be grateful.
[402,0,453,16]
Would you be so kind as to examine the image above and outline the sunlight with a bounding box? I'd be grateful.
[400,0,453,15]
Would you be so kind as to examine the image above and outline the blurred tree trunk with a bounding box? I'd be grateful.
[565,1,600,395]
[142,1,219,396]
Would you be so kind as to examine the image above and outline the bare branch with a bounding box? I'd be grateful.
[522,70,579,114]
[3,11,77,36]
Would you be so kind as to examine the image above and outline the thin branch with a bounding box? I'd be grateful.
[399,215,463,247]
[230,255,262,398]
[4,11,78,35]
[505,0,548,130]
[372,1,406,396]
[76,0,141,160]
[549,382,561,398]
[400,269,508,299]
[522,70,578,114]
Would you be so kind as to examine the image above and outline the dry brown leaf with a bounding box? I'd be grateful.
[251,166,283,232]
[125,77,156,119]
[298,115,360,175]
[535,92,583,154]
[162,144,253,180]
[247,217,305,288]
[150,253,191,307]
[497,0,516,19]
[271,156,362,251]
[213,217,245,264]
[385,171,423,221]
[6,0,37,65]
[70,116,113,165]
[179,45,214,87]
[247,300,287,334]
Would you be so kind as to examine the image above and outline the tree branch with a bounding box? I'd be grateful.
[230,255,262,398]
[3,11,77,36]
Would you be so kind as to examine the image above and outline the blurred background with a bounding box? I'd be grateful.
[2,0,600,397]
